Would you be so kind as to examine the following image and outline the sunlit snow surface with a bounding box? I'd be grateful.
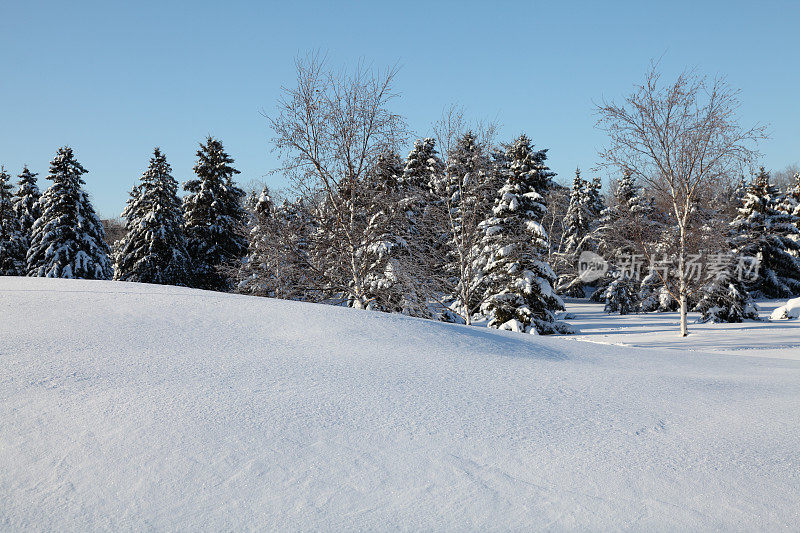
[564,298,800,359]
[1,278,799,530]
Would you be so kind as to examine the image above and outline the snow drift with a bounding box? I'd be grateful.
[1,277,799,530]
[771,297,800,320]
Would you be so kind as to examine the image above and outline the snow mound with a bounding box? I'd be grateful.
[770,297,800,320]
[2,277,799,530]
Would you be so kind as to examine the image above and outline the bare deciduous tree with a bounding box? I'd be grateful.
[266,54,409,308]
[596,63,766,336]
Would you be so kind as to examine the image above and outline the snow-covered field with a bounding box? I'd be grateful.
[1,277,799,530]
[564,298,800,360]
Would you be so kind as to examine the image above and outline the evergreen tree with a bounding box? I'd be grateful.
[557,169,603,296]
[0,167,27,275]
[591,172,656,300]
[12,166,41,246]
[436,131,495,322]
[27,147,112,279]
[731,168,800,298]
[238,187,316,301]
[114,148,191,286]
[694,269,759,323]
[479,135,571,334]
[362,151,426,315]
[183,137,248,291]
[779,171,800,218]
[238,186,276,296]
[307,151,420,313]
[401,138,444,193]
[561,170,591,257]
[399,138,445,245]
[603,276,638,315]
[585,177,604,220]
[638,271,661,312]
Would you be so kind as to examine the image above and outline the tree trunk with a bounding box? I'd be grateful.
[678,222,688,337]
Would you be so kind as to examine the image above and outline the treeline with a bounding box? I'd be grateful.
[2,135,798,334]
[2,59,799,334]
[0,130,575,334]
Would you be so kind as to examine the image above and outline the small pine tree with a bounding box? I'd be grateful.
[479,134,571,334]
[603,276,638,315]
[0,167,27,275]
[12,165,41,246]
[694,270,759,323]
[27,147,112,279]
[731,168,800,298]
[114,148,191,286]
[183,137,248,291]
[638,271,661,312]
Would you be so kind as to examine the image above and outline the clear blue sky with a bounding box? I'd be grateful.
[1,0,798,218]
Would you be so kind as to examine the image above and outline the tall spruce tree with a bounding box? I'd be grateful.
[478,135,571,334]
[362,151,425,314]
[0,167,27,275]
[557,169,602,296]
[27,147,112,279]
[400,138,444,240]
[12,165,41,246]
[237,186,276,296]
[437,131,494,322]
[114,148,191,286]
[183,137,247,291]
[731,168,800,298]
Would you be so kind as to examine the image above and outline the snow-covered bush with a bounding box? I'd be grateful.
[770,297,800,320]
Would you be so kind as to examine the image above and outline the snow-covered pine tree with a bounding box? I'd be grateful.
[778,171,800,218]
[557,169,600,296]
[12,165,41,246]
[26,147,112,279]
[731,168,800,298]
[237,186,275,296]
[401,138,445,194]
[183,137,248,291]
[591,171,655,300]
[603,276,638,315]
[362,151,426,315]
[637,271,661,312]
[0,167,27,275]
[694,269,759,323]
[114,148,191,286]
[585,177,604,220]
[399,138,444,240]
[561,170,591,257]
[436,131,494,323]
[307,151,418,312]
[479,134,571,334]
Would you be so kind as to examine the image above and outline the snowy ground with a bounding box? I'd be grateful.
[1,277,799,530]
[564,298,800,360]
